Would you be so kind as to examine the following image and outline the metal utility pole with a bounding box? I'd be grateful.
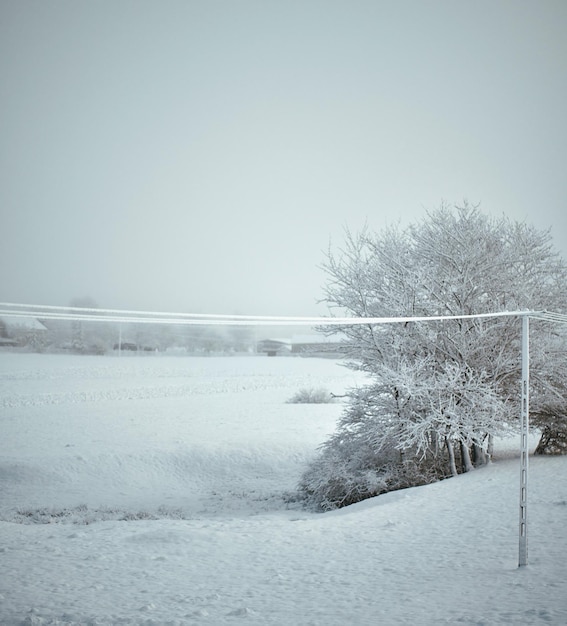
[519,314,529,567]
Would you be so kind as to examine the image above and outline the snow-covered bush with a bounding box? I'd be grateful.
[287,387,336,404]
[533,391,567,455]
[299,389,446,510]
[532,344,567,455]
[535,424,567,455]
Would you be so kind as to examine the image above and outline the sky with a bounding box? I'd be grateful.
[1,0,566,317]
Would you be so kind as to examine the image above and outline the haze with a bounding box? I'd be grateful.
[1,1,566,316]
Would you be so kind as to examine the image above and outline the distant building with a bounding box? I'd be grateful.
[256,333,349,357]
[256,338,292,356]
[291,333,349,356]
[0,315,48,348]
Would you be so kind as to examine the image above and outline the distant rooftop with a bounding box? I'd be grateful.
[0,316,48,331]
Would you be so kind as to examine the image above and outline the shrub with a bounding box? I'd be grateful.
[298,398,448,510]
[287,387,336,404]
[299,443,442,511]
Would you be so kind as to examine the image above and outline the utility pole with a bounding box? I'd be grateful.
[519,314,529,567]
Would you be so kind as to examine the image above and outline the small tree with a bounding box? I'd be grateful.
[67,296,110,354]
[301,204,567,509]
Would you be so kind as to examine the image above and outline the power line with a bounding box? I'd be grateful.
[0,302,551,326]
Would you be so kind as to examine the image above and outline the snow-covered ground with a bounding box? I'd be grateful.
[1,353,566,625]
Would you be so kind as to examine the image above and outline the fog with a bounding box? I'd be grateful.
[1,1,566,316]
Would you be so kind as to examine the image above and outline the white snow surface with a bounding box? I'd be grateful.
[1,353,566,625]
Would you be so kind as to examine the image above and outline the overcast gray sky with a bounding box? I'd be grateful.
[1,0,566,316]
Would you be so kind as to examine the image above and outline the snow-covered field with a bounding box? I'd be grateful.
[1,353,566,625]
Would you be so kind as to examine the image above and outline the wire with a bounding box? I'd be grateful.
[0,302,549,326]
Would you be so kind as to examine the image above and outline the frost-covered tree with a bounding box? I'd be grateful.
[301,204,567,510]
[67,296,110,354]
